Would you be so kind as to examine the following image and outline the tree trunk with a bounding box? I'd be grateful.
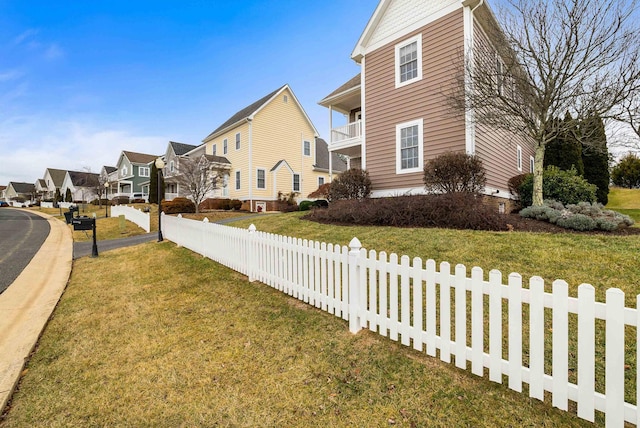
[533,144,545,206]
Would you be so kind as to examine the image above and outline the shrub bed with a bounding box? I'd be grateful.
[520,200,634,231]
[304,193,508,231]
[162,197,196,214]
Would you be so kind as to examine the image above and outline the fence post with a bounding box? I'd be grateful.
[248,224,256,282]
[348,237,363,334]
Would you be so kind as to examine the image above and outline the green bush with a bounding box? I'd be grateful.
[518,166,597,207]
[299,200,313,211]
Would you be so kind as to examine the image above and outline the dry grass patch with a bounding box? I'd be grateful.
[177,211,251,223]
[2,243,589,427]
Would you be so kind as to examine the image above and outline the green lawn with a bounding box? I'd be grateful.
[607,187,640,224]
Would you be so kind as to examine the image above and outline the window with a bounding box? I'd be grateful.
[530,156,535,173]
[223,174,229,197]
[395,34,422,88]
[235,133,241,150]
[303,140,311,157]
[395,119,424,174]
[223,139,228,155]
[318,176,325,187]
[293,174,300,192]
[139,167,150,177]
[256,168,266,189]
[235,171,241,190]
[283,95,288,103]
[170,161,175,173]
[517,145,523,171]
[212,144,217,156]
[121,166,128,177]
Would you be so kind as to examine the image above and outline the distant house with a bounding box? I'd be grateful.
[319,0,534,200]
[114,151,158,201]
[101,166,117,200]
[42,168,68,200]
[61,171,100,202]
[0,185,6,201]
[35,179,47,201]
[201,84,345,212]
[161,141,230,201]
[5,182,36,205]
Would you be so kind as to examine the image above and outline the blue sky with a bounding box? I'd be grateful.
[0,0,376,185]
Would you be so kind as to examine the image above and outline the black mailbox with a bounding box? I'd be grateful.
[72,216,94,231]
[69,205,79,213]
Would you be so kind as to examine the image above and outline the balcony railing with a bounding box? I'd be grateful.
[331,120,361,143]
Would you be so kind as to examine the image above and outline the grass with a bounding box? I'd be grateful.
[2,242,590,427]
[606,187,640,224]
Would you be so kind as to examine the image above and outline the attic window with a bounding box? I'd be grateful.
[303,140,311,157]
[395,34,422,88]
[283,95,288,103]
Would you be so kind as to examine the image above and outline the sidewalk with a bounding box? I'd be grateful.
[0,212,73,413]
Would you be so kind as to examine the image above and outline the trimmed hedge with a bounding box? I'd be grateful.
[517,166,597,207]
[304,193,508,231]
[162,197,196,214]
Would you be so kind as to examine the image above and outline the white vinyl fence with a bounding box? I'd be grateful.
[111,205,150,232]
[161,213,638,426]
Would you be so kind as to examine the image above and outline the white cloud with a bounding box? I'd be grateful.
[44,43,64,60]
[0,117,168,185]
[0,69,23,82]
[12,29,39,46]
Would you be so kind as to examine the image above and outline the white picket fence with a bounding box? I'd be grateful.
[111,205,150,232]
[161,214,638,426]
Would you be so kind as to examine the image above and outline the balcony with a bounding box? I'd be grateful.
[329,120,362,157]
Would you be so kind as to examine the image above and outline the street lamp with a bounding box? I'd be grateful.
[155,158,165,242]
[104,182,109,218]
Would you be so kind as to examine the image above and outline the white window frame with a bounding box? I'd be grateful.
[223,139,228,155]
[293,173,300,192]
[222,174,229,197]
[517,145,523,172]
[235,133,241,150]
[212,144,217,156]
[318,176,325,187]
[256,168,266,190]
[283,95,288,103]
[303,140,311,157]
[235,170,241,190]
[121,166,128,177]
[395,34,422,88]
[139,167,150,178]
[169,161,175,173]
[530,155,535,173]
[395,118,424,174]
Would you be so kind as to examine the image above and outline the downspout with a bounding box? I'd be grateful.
[247,117,253,212]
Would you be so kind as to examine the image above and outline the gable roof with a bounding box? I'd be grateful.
[122,151,158,165]
[203,154,231,165]
[36,179,47,187]
[170,141,198,156]
[9,182,36,193]
[68,171,100,187]
[319,74,361,105]
[314,138,348,172]
[203,84,319,142]
[103,166,117,174]
[270,159,294,173]
[45,168,68,187]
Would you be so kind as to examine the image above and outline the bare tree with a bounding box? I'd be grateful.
[453,0,640,205]
[175,156,228,214]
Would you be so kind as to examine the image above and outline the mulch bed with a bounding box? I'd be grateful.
[503,213,640,235]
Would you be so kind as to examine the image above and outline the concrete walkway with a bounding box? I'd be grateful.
[0,211,72,413]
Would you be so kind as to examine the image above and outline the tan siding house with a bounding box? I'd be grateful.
[319,0,534,200]
[202,85,346,212]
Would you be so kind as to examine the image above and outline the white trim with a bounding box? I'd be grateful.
[303,140,311,157]
[395,118,424,175]
[318,176,325,187]
[235,132,241,151]
[371,185,517,200]
[395,34,423,88]
[463,4,476,154]
[212,144,217,156]
[138,166,150,178]
[361,57,367,169]
[530,155,535,173]
[256,167,266,190]
[223,138,228,155]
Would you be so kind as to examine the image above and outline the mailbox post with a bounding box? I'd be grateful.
[72,216,98,257]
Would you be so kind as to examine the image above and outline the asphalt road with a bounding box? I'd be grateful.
[0,208,51,294]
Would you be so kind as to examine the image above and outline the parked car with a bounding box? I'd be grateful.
[0,201,9,207]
